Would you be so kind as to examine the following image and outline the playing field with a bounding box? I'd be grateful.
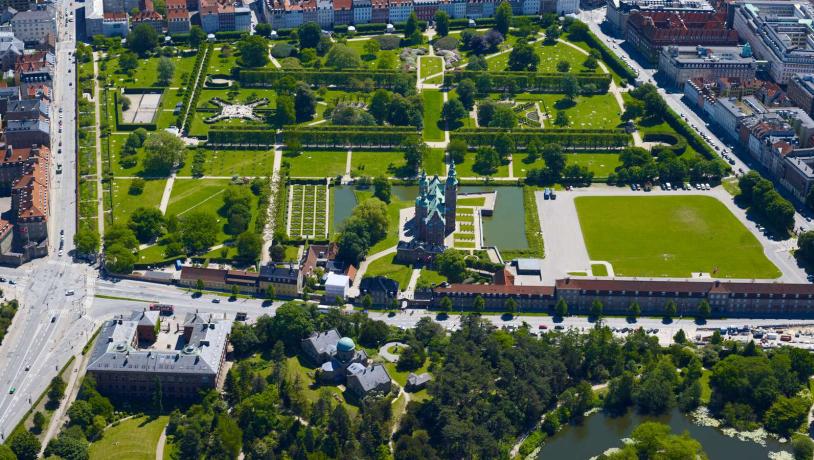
[574,196,781,279]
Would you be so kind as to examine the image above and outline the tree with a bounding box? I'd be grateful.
[622,99,644,120]
[508,40,539,71]
[765,396,810,436]
[179,211,219,254]
[359,319,389,347]
[447,139,468,165]
[554,298,568,318]
[797,231,814,263]
[505,297,518,314]
[604,372,635,415]
[403,138,428,174]
[697,300,711,322]
[541,143,565,178]
[325,44,362,69]
[118,51,138,74]
[633,356,678,414]
[441,99,467,126]
[627,301,641,320]
[673,329,687,344]
[274,94,296,127]
[269,244,286,262]
[554,111,569,126]
[9,429,41,460]
[373,176,391,203]
[294,84,317,122]
[584,55,598,70]
[299,22,322,49]
[44,433,89,460]
[157,56,175,86]
[435,10,450,36]
[590,299,603,320]
[74,229,100,254]
[438,296,453,312]
[435,249,467,282]
[32,411,45,432]
[556,60,571,73]
[792,435,814,460]
[105,244,136,274]
[238,35,269,68]
[473,295,485,313]
[363,39,381,58]
[562,75,579,101]
[143,131,186,175]
[362,294,373,309]
[48,375,67,406]
[456,79,476,110]
[404,12,422,44]
[663,301,677,321]
[473,146,500,175]
[189,26,206,48]
[495,1,512,36]
[127,23,159,57]
[128,207,164,243]
[236,231,262,265]
[489,105,517,129]
[369,89,391,124]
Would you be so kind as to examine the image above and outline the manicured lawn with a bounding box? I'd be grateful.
[457,197,485,207]
[166,179,254,244]
[487,40,598,74]
[514,93,622,130]
[176,149,276,177]
[574,196,781,279]
[383,359,430,388]
[591,263,608,276]
[456,154,509,178]
[351,151,407,178]
[104,54,197,88]
[285,151,348,178]
[425,148,446,176]
[364,253,412,290]
[419,56,443,80]
[111,178,166,223]
[513,152,621,178]
[417,268,446,287]
[423,90,445,142]
[89,415,168,460]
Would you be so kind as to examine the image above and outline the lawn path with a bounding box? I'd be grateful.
[155,426,167,460]
[350,245,398,296]
[344,149,352,180]
[158,172,176,214]
[403,268,421,300]
[177,188,225,216]
[285,184,293,237]
[92,53,105,237]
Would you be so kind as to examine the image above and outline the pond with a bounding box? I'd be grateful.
[331,185,357,233]
[537,408,790,459]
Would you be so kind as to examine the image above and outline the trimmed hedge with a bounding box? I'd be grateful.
[113,89,163,131]
[238,68,415,90]
[642,131,687,155]
[444,71,611,94]
[208,129,278,146]
[451,128,630,150]
[283,126,419,148]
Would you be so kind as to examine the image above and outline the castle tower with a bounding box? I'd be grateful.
[415,193,427,240]
[418,170,428,197]
[445,162,458,235]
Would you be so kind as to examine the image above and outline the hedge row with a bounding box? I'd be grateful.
[283,127,419,147]
[208,129,278,146]
[662,103,719,161]
[569,21,638,82]
[444,71,611,93]
[238,68,415,90]
[451,129,631,150]
[181,44,212,134]
[177,44,210,131]
[642,131,687,155]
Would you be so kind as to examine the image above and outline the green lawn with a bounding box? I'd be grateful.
[514,93,622,130]
[574,196,781,279]
[351,151,407,178]
[456,154,509,178]
[285,151,348,178]
[364,253,413,290]
[89,415,168,460]
[487,40,598,74]
[355,190,413,253]
[165,179,253,244]
[425,149,446,176]
[423,90,445,142]
[103,54,197,88]
[419,56,443,80]
[591,263,609,276]
[513,152,621,178]
[457,197,486,207]
[111,178,166,223]
[176,149,276,177]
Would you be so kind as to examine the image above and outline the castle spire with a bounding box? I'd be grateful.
[446,161,458,186]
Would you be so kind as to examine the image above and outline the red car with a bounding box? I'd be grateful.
[538,324,548,330]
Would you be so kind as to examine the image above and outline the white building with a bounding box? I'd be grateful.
[325,273,349,301]
[11,7,55,44]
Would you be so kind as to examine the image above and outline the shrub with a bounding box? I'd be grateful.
[271,43,296,58]
[433,35,459,51]
[374,35,402,50]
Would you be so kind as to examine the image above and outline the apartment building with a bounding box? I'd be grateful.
[659,44,758,88]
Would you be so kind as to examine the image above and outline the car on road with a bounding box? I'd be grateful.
[212,298,220,303]
[51,316,56,323]
[538,324,547,329]
[58,249,63,256]
[65,289,74,296]
[8,279,14,284]
[25,364,30,371]
[9,387,14,394]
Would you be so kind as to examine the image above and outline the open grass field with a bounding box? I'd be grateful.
[423,89,445,141]
[514,93,622,130]
[574,196,781,279]
[288,184,328,239]
[487,40,598,73]
[455,154,509,177]
[89,415,168,460]
[419,56,444,80]
[165,179,230,218]
[285,151,347,178]
[176,149,276,177]
[513,152,621,178]
[364,253,412,290]
[103,54,197,88]
[351,151,407,178]
[111,178,166,223]
[425,149,446,176]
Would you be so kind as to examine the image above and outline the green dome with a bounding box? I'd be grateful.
[337,337,355,352]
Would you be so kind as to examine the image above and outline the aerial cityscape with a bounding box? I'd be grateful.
[0,0,814,457]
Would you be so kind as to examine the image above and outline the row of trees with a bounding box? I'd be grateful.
[446,70,611,94]
[738,171,796,232]
[607,146,726,185]
[325,89,424,129]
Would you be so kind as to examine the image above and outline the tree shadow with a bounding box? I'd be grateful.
[501,313,514,321]
[552,315,564,323]
[694,318,707,326]
[625,317,638,324]
[554,98,576,110]
[662,317,673,325]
